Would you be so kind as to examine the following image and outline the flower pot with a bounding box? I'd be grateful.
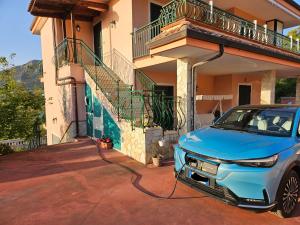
[99,141,113,150]
[152,157,161,167]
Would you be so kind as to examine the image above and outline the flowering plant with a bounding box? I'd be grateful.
[98,136,112,143]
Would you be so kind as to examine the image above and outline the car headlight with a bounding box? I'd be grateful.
[234,154,279,168]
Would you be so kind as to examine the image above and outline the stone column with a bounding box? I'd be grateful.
[177,58,192,134]
[295,77,300,104]
[260,70,276,104]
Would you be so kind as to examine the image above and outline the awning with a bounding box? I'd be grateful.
[28,0,109,21]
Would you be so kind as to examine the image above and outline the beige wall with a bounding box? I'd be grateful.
[132,0,169,28]
[93,0,134,61]
[227,7,265,25]
[196,73,262,114]
[146,70,177,91]
[41,19,86,145]
[232,74,262,106]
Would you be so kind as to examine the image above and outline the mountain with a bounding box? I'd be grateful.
[13,60,43,91]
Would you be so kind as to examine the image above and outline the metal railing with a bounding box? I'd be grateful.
[0,136,47,151]
[103,49,134,85]
[55,38,186,131]
[132,0,300,59]
[133,19,162,59]
[103,48,156,91]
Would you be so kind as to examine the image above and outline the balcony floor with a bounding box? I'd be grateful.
[0,138,299,225]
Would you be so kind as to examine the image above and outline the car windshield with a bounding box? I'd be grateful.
[212,108,295,137]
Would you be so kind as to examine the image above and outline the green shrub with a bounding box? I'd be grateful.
[0,144,14,155]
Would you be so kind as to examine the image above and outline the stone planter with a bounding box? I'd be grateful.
[152,156,161,167]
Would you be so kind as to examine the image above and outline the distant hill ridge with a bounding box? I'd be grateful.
[13,60,43,91]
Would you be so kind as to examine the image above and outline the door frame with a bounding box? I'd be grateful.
[148,0,164,22]
[93,22,103,60]
[237,83,252,106]
[155,83,175,96]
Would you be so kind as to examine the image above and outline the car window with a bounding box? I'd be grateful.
[213,108,295,137]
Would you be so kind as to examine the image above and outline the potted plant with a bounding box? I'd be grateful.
[97,136,113,150]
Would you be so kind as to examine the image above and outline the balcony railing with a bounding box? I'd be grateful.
[133,0,300,59]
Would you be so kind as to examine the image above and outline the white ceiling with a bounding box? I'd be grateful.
[144,49,299,77]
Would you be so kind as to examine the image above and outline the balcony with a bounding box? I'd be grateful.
[132,0,300,60]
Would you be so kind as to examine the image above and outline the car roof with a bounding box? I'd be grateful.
[234,104,300,112]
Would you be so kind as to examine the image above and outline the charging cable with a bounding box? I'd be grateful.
[167,163,186,199]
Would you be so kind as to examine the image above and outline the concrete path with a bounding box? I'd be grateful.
[0,138,299,225]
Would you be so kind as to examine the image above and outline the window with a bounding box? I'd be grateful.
[213,108,295,137]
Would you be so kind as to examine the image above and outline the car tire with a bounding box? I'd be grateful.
[274,170,300,218]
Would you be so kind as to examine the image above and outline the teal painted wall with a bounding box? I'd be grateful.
[85,84,121,150]
[103,107,121,150]
[85,85,93,137]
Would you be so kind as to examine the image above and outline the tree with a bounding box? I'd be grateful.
[273,27,300,103]
[275,78,296,103]
[288,26,300,40]
[0,55,45,140]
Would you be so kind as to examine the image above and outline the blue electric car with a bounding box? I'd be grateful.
[174,105,300,218]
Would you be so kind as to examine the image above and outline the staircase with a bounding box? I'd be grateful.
[55,38,185,131]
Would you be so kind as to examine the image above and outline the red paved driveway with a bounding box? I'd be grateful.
[0,138,299,225]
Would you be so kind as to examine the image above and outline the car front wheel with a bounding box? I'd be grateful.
[275,170,300,218]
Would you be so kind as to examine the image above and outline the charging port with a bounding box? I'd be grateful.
[191,171,209,185]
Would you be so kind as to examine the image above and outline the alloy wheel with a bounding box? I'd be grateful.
[282,176,299,215]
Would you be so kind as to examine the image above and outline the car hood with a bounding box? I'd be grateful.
[179,127,295,160]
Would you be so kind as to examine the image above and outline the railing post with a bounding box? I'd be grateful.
[95,63,99,91]
[117,80,120,121]
[161,92,166,130]
[70,11,77,64]
[290,36,293,50]
[79,41,83,65]
[142,94,145,131]
[209,0,214,23]
[273,32,277,47]
[130,86,134,130]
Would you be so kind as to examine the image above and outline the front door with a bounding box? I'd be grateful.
[150,3,162,38]
[150,3,162,22]
[238,85,251,106]
[154,85,174,130]
[93,22,103,60]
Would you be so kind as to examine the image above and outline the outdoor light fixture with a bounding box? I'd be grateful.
[76,24,80,32]
[110,20,116,28]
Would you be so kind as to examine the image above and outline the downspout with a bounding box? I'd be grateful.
[191,44,224,131]
[52,18,80,137]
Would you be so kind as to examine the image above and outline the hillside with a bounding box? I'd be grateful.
[13,60,43,91]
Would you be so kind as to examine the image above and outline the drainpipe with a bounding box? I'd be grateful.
[52,18,80,137]
[191,44,224,131]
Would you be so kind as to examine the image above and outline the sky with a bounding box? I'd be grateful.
[0,0,41,66]
[0,0,300,66]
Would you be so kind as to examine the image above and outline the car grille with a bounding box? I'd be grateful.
[178,169,238,204]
